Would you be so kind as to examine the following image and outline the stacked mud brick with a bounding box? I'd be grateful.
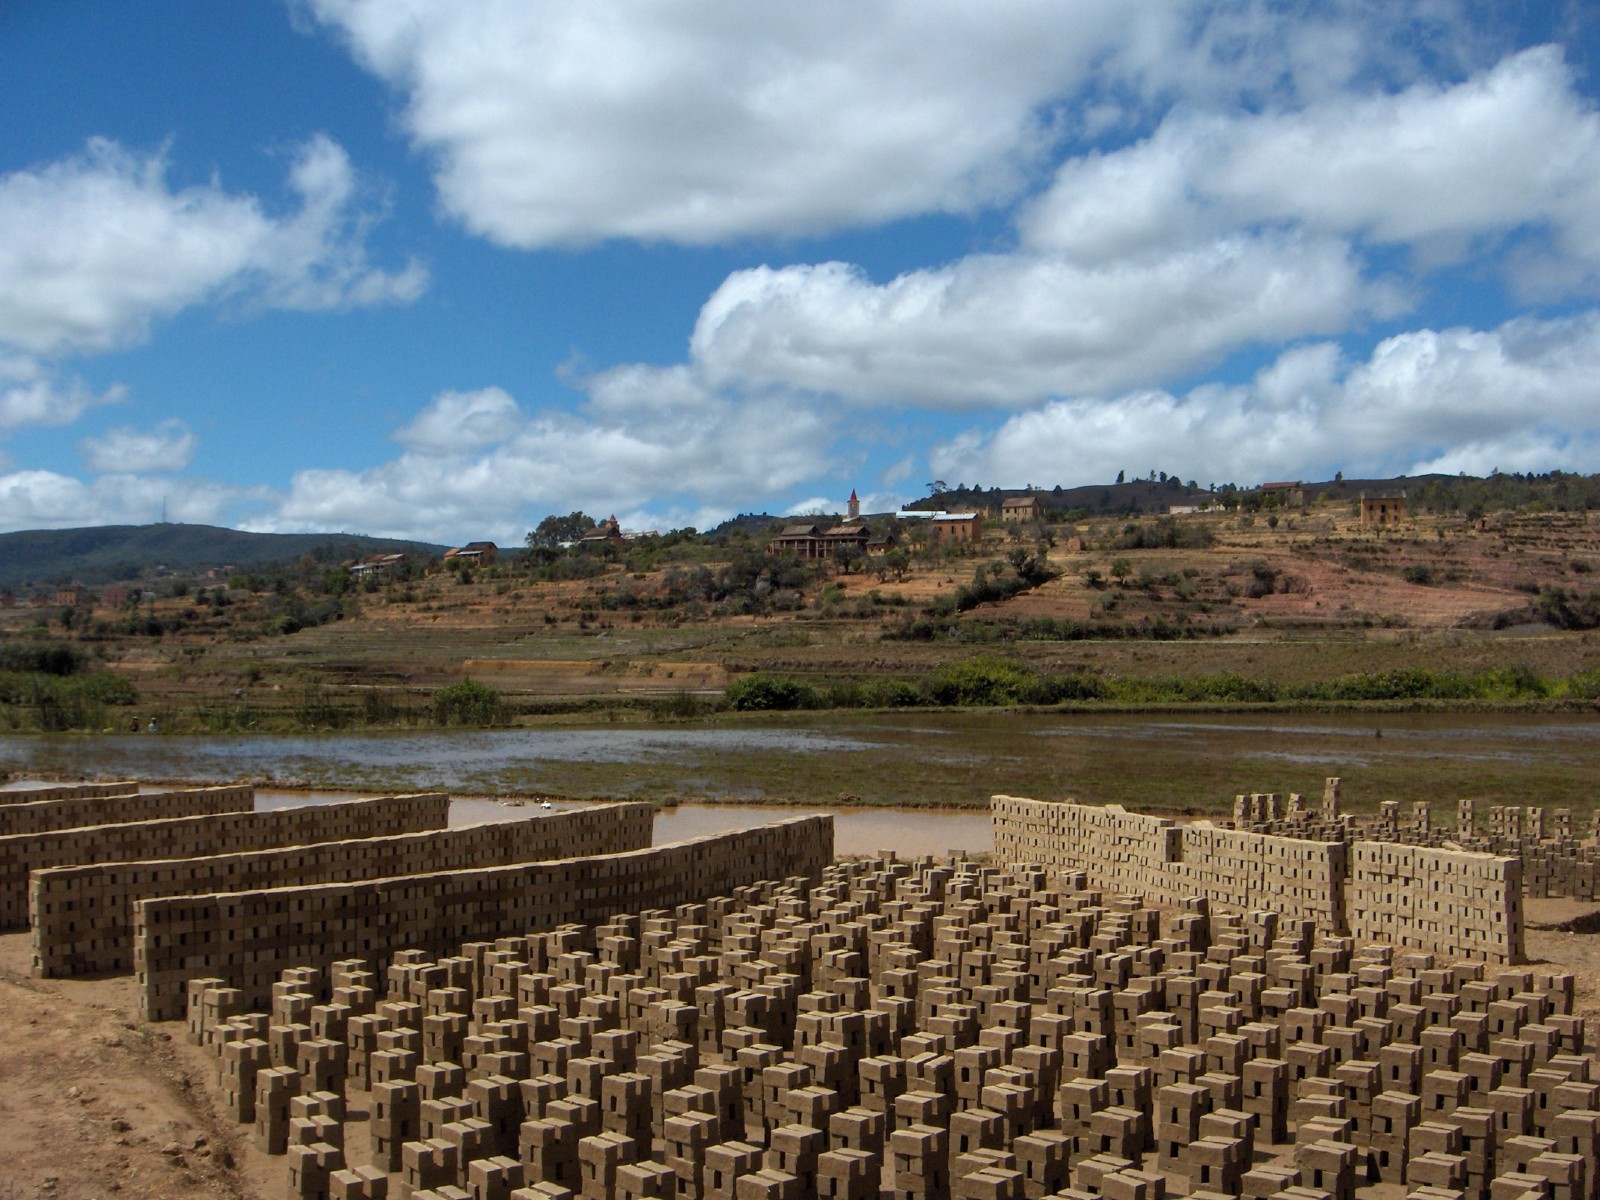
[184,855,1595,1200]
[0,791,451,928]
[134,816,833,1021]
[1227,781,1353,844]
[1448,802,1600,903]
[32,802,654,977]
[0,782,252,836]
[1345,844,1523,962]
[993,797,1523,964]
[1245,790,1600,908]
[0,780,139,806]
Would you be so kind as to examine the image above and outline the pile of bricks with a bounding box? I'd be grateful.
[0,782,252,837]
[183,855,1595,1200]
[31,802,654,977]
[992,797,1522,964]
[135,816,833,1021]
[0,791,450,927]
[1233,787,1600,908]
[0,780,139,806]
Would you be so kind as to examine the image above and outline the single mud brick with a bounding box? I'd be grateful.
[328,1164,389,1200]
[287,1141,345,1200]
[1294,1138,1359,1200]
[400,1137,460,1196]
[704,1140,765,1200]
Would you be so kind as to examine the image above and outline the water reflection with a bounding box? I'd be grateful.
[0,727,878,791]
[256,790,992,859]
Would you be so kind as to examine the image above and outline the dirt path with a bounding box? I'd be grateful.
[0,934,261,1200]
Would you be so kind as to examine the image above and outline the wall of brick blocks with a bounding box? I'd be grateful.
[134,814,832,1020]
[0,781,137,806]
[1347,841,1524,964]
[31,801,654,978]
[0,783,254,838]
[993,796,1522,963]
[0,793,449,930]
[990,797,1344,927]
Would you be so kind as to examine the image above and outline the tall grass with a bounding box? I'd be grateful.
[723,659,1598,712]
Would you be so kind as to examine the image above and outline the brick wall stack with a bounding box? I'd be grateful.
[31,801,654,977]
[0,781,137,806]
[134,815,833,1020]
[181,855,1591,1200]
[0,793,449,928]
[993,796,1522,964]
[0,783,254,838]
[1347,842,1524,963]
[991,797,1347,928]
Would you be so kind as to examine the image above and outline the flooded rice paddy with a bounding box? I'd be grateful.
[2,710,1597,841]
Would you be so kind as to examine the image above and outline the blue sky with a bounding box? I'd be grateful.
[2,1,1600,545]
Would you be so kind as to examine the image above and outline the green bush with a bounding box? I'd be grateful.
[0,639,89,675]
[724,674,821,711]
[433,678,507,726]
[929,655,1036,706]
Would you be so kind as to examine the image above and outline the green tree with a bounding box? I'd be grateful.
[526,511,596,550]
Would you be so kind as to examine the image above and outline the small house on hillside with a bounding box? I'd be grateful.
[897,510,983,544]
[766,522,869,560]
[1001,495,1042,522]
[445,541,499,565]
[55,584,86,607]
[349,553,407,580]
[582,516,624,543]
[1258,481,1306,507]
[1360,492,1407,527]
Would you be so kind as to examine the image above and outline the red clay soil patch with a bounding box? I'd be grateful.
[0,934,257,1200]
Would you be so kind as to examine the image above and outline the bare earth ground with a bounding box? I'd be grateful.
[0,935,256,1200]
[3,897,1600,1200]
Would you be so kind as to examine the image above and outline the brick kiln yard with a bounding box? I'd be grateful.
[4,905,1599,1200]
[5,782,1600,1200]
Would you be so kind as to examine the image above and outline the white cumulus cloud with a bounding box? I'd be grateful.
[688,232,1396,407]
[395,387,525,452]
[249,372,838,542]
[304,1,1486,248]
[80,419,197,474]
[0,135,426,359]
[0,469,243,531]
[1022,46,1600,292]
[0,353,124,431]
[304,0,1164,246]
[930,311,1600,487]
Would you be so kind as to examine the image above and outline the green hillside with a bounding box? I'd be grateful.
[0,524,448,589]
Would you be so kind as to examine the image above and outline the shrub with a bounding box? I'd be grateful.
[929,655,1035,706]
[433,678,507,726]
[724,674,821,711]
[0,639,88,675]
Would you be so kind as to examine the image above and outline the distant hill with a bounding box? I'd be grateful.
[0,524,448,589]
